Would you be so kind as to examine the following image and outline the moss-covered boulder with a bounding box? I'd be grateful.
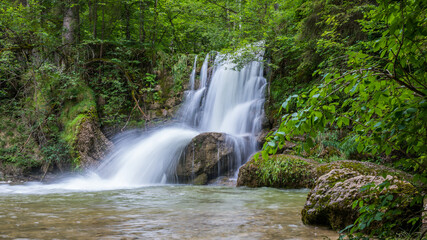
[237,154,318,188]
[302,165,419,231]
[60,85,112,169]
[176,132,234,185]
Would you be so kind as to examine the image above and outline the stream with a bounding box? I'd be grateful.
[0,184,337,239]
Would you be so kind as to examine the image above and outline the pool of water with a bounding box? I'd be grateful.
[0,184,337,239]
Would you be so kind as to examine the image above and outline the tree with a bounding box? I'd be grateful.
[62,0,80,45]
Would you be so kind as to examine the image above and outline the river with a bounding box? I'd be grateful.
[0,184,337,239]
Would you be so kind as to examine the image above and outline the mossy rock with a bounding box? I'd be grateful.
[192,173,208,185]
[236,154,318,188]
[59,84,111,169]
[316,160,413,180]
[301,167,420,232]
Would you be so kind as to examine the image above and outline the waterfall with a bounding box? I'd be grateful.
[189,55,197,91]
[95,52,266,186]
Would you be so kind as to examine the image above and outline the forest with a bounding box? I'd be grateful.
[0,0,426,239]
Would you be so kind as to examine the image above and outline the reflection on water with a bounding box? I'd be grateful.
[0,185,337,239]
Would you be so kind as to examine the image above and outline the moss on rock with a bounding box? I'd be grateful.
[302,165,420,232]
[316,160,412,180]
[59,84,111,169]
[237,154,318,188]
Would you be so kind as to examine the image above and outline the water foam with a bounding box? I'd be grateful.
[1,51,266,193]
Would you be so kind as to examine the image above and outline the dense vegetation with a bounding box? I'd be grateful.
[0,0,425,238]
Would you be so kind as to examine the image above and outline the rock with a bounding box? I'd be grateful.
[208,176,236,186]
[237,154,318,188]
[176,132,235,184]
[193,173,208,185]
[302,166,419,231]
[149,102,161,110]
[161,109,168,117]
[255,129,270,147]
[74,117,112,169]
[165,97,179,108]
[315,160,414,179]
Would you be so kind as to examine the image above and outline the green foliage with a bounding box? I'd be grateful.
[339,181,423,239]
[0,145,39,169]
[261,0,426,237]
[41,138,71,168]
[265,0,426,174]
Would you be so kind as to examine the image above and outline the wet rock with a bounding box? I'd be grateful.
[208,176,236,186]
[74,117,112,169]
[302,166,419,231]
[193,173,208,185]
[176,132,235,184]
[237,154,318,188]
[255,129,270,147]
[161,109,168,117]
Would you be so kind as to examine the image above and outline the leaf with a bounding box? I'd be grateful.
[405,108,417,114]
[352,200,359,209]
[306,137,314,148]
[262,151,269,161]
[374,212,384,221]
[342,117,350,126]
[357,143,364,153]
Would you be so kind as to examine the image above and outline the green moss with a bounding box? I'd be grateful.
[58,84,97,168]
[59,85,96,127]
[316,160,411,181]
[254,154,317,188]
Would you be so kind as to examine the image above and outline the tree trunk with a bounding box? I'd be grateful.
[125,2,131,41]
[93,0,98,39]
[62,0,79,45]
[139,0,146,43]
[151,0,159,66]
[101,1,105,41]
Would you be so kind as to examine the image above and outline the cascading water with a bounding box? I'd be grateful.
[97,51,266,186]
[2,50,266,190]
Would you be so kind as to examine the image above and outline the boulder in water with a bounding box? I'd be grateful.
[176,132,235,184]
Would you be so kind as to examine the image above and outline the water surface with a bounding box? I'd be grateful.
[0,185,337,239]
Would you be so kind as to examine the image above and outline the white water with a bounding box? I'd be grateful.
[0,51,266,192]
